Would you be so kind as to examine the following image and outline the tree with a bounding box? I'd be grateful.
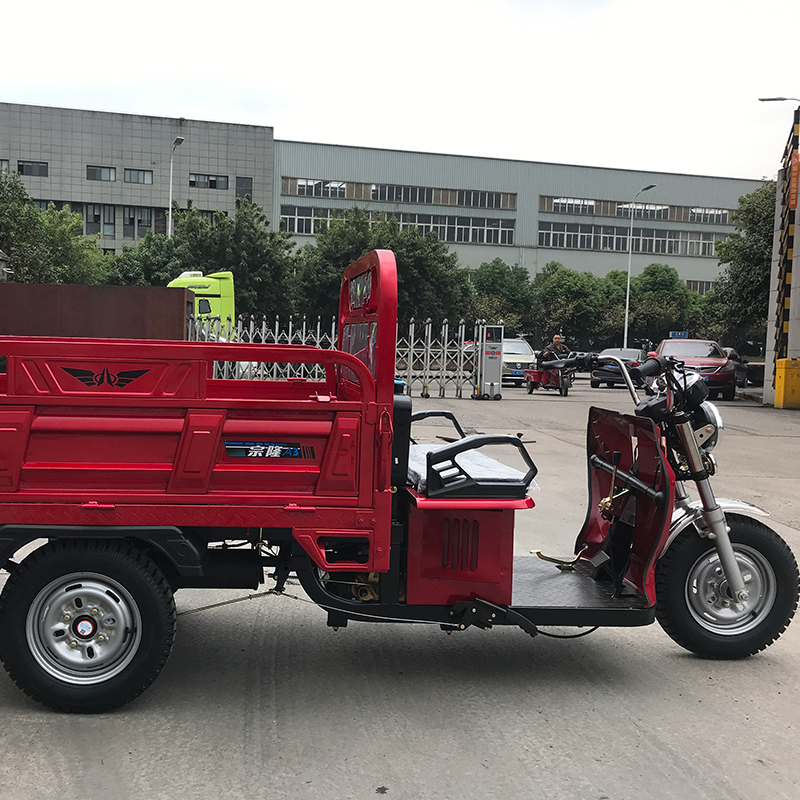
[628,262,694,345]
[107,198,296,317]
[0,170,109,284]
[531,263,603,349]
[470,258,536,332]
[296,208,474,324]
[712,180,776,345]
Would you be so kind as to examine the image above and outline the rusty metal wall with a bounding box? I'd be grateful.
[0,284,192,340]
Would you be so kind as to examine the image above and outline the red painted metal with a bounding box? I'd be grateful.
[406,505,515,606]
[575,407,675,604]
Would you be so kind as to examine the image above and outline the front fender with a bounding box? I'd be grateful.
[660,498,770,557]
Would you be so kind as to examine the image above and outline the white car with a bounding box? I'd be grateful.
[502,339,536,386]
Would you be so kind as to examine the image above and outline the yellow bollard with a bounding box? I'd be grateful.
[775,357,800,409]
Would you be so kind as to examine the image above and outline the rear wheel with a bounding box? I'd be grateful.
[0,539,176,712]
[655,515,799,658]
[590,379,600,389]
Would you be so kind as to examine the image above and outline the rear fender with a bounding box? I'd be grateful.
[660,499,770,556]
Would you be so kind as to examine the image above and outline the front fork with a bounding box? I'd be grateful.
[673,420,749,602]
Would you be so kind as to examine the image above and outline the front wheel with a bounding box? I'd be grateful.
[526,379,534,394]
[0,540,176,712]
[655,515,799,658]
[559,377,569,397]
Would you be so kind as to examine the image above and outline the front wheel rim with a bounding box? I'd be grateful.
[685,545,777,635]
[26,572,142,685]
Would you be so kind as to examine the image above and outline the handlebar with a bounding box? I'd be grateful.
[538,354,593,372]
[628,355,670,381]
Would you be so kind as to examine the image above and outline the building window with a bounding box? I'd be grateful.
[86,204,101,235]
[18,160,48,177]
[616,202,669,220]
[686,280,714,295]
[123,207,153,238]
[189,173,229,190]
[456,190,502,209]
[552,197,595,215]
[123,207,135,238]
[124,168,153,184]
[33,200,49,210]
[138,207,152,236]
[298,178,346,198]
[538,221,725,257]
[280,204,513,244]
[199,210,215,224]
[371,184,433,204]
[0,159,8,171]
[236,177,253,199]
[103,205,115,236]
[87,166,116,182]
[689,207,729,224]
[280,205,313,234]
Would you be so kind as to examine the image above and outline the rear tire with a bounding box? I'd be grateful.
[0,539,176,712]
[590,379,600,389]
[655,515,799,659]
[526,379,534,394]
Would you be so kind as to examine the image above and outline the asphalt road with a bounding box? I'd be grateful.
[1,382,798,800]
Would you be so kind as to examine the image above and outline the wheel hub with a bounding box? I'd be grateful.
[73,616,97,639]
[26,573,142,685]
[686,545,776,635]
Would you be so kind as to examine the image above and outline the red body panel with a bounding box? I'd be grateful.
[575,407,675,604]
[523,367,562,389]
[406,502,516,606]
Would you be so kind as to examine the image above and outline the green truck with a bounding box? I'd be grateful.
[167,271,235,320]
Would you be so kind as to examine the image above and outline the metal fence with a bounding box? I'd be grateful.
[187,315,481,397]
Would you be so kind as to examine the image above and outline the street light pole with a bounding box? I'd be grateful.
[623,183,657,348]
[168,136,185,237]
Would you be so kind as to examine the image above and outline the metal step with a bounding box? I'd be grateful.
[510,556,654,627]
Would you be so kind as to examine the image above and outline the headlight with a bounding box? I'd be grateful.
[692,401,723,452]
[719,362,735,373]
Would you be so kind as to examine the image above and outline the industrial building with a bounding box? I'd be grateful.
[1,102,763,291]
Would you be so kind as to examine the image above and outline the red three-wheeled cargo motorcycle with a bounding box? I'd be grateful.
[0,250,796,712]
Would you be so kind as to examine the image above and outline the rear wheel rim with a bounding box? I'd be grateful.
[26,572,142,685]
[685,545,777,635]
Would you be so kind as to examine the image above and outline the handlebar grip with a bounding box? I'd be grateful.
[541,353,596,372]
[629,355,669,380]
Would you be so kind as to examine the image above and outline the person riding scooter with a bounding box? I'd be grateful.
[538,334,571,365]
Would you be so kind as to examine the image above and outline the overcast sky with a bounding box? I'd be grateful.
[5,0,799,181]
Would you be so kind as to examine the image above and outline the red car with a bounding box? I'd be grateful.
[655,338,736,401]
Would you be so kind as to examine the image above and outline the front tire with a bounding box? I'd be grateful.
[0,540,176,712]
[655,515,799,658]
